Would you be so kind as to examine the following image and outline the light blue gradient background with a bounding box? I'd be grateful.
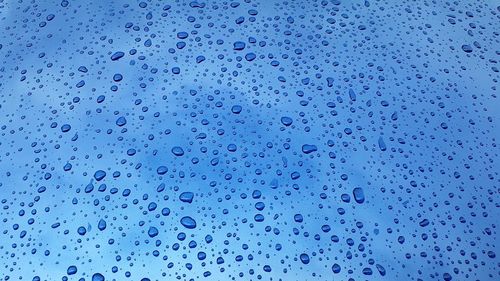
[0,0,498,280]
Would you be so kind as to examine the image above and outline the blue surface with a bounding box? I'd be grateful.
[0,0,499,280]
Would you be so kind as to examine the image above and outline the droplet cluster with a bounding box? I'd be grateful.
[0,0,498,280]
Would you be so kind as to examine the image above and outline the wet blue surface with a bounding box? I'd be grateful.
[0,0,499,280]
